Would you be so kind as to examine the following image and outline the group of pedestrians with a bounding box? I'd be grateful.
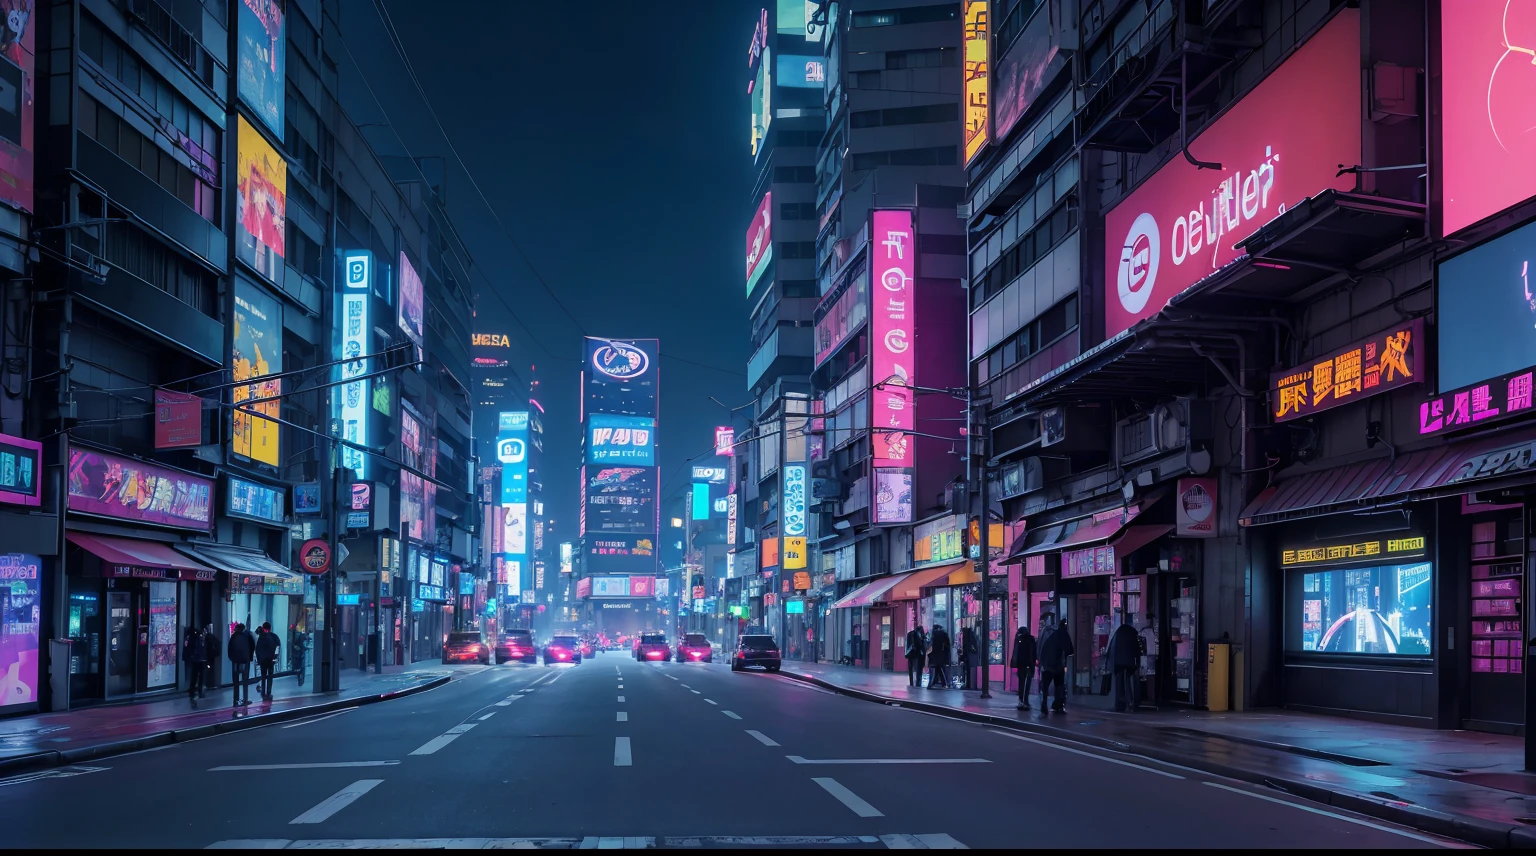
[180,622,283,708]
[1011,612,1143,714]
[901,622,980,690]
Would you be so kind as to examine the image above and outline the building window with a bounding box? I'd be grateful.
[850,145,958,171]
[852,4,961,28]
[780,241,817,260]
[779,202,817,221]
[885,47,959,69]
[773,166,816,184]
[850,102,959,129]
[77,92,219,222]
[978,294,1078,380]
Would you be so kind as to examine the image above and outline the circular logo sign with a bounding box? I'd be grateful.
[497,437,526,464]
[1181,483,1213,523]
[591,341,650,380]
[1117,212,1161,315]
[298,539,332,575]
[880,267,909,292]
[884,329,910,354]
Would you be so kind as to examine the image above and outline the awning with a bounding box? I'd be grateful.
[1111,525,1174,557]
[178,543,304,583]
[886,564,963,600]
[1239,427,1536,526]
[831,573,908,609]
[68,533,218,580]
[946,563,981,585]
[1018,503,1149,557]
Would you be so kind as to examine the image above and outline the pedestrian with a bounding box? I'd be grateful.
[255,621,281,700]
[1038,614,1074,713]
[1107,613,1140,712]
[905,624,927,687]
[1012,625,1037,711]
[183,626,206,707]
[959,626,980,690]
[227,622,256,707]
[928,623,951,689]
[202,623,219,695]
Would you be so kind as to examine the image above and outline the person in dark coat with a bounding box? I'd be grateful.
[227,622,257,706]
[1012,625,1037,711]
[1107,614,1141,712]
[904,624,927,687]
[958,626,980,690]
[1037,614,1074,713]
[183,627,207,707]
[928,624,952,689]
[254,621,281,700]
[201,624,219,694]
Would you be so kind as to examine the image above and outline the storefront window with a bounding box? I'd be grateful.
[1287,562,1433,656]
[67,578,102,700]
[0,553,41,709]
[146,581,178,689]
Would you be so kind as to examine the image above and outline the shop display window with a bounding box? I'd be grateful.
[1469,520,1523,675]
[1288,561,1433,656]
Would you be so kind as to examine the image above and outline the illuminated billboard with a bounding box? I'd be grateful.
[963,0,989,165]
[338,251,371,478]
[746,192,774,296]
[871,209,915,468]
[1103,10,1360,339]
[692,482,710,521]
[586,535,656,576]
[587,414,656,466]
[691,466,727,483]
[991,4,1064,143]
[502,503,528,556]
[398,251,424,347]
[1441,3,1536,235]
[777,0,824,41]
[584,337,659,417]
[715,426,736,456]
[472,332,512,368]
[591,575,630,598]
[497,411,530,503]
[235,116,286,282]
[874,469,914,525]
[67,448,213,530]
[237,0,285,137]
[231,279,282,468]
[582,466,656,534]
[0,0,34,215]
[777,53,825,88]
[750,45,772,156]
[560,542,573,574]
[783,464,807,536]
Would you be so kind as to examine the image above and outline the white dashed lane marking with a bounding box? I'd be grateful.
[289,779,384,824]
[614,737,633,767]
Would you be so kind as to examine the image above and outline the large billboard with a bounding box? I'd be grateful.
[586,535,656,575]
[746,191,774,297]
[776,0,824,41]
[750,45,772,157]
[1441,2,1536,235]
[231,279,282,468]
[237,0,285,137]
[1103,10,1360,339]
[991,5,1063,143]
[398,251,425,347]
[871,209,915,468]
[582,466,656,534]
[67,448,213,530]
[963,0,990,165]
[0,0,34,215]
[235,116,286,282]
[584,337,659,417]
[472,331,512,367]
[338,251,371,478]
[497,411,530,503]
[776,53,825,88]
[0,552,40,713]
[587,414,655,466]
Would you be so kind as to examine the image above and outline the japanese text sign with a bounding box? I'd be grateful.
[1271,319,1424,422]
[1420,367,1536,438]
[871,209,915,468]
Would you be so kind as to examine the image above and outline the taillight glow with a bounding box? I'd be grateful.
[646,650,664,660]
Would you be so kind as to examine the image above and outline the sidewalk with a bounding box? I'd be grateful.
[781,661,1536,848]
[0,662,459,774]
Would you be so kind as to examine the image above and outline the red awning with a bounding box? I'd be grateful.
[885,564,964,601]
[1019,504,1147,557]
[1111,524,1174,557]
[68,533,214,574]
[831,573,909,609]
[1239,428,1536,526]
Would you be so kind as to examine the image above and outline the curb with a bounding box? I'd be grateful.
[778,669,1525,849]
[0,674,451,777]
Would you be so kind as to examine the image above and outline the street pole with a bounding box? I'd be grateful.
[977,409,992,700]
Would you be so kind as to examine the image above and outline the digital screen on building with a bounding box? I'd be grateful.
[67,448,213,530]
[338,252,372,478]
[0,433,41,507]
[231,279,282,468]
[692,482,711,521]
[587,414,656,466]
[750,44,772,157]
[776,53,825,87]
[1103,10,1360,340]
[746,191,774,297]
[560,541,573,574]
[502,502,528,556]
[871,209,915,468]
[963,0,989,165]
[1287,562,1433,656]
[472,332,512,368]
[586,535,656,576]
[235,116,286,283]
[715,426,736,456]
[777,0,824,41]
[1437,218,1536,392]
[237,0,285,137]
[398,251,424,347]
[991,4,1062,143]
[1440,3,1536,235]
[584,337,659,417]
[0,0,34,215]
[0,553,40,712]
[873,469,914,525]
[227,476,285,525]
[591,575,630,598]
[582,466,656,534]
[783,464,807,536]
[497,411,530,503]
[692,466,727,483]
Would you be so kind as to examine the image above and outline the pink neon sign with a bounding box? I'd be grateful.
[870,209,915,468]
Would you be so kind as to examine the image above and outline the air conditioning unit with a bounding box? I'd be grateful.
[1115,398,1211,466]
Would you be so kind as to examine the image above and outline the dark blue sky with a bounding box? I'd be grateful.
[341,1,760,535]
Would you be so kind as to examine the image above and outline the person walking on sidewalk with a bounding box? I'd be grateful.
[201,623,219,696]
[928,624,952,689]
[905,624,927,687]
[183,626,207,707]
[254,621,281,700]
[227,622,256,707]
[1038,614,1073,713]
[959,626,980,690]
[1012,625,1037,711]
[1107,614,1141,712]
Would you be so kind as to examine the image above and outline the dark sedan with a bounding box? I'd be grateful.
[731,634,781,672]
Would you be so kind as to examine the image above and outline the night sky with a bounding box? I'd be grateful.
[340,1,760,535]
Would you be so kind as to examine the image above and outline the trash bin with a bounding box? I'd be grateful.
[1206,642,1230,712]
[48,638,72,712]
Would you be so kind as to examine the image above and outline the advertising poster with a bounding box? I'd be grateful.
[715,426,736,456]
[991,5,1062,142]
[873,469,913,525]
[871,209,915,467]
[0,432,40,507]
[1437,218,1536,393]
[783,464,806,536]
[0,553,39,711]
[237,0,285,137]
[630,575,655,598]
[587,414,656,465]
[963,0,989,165]
[231,279,282,467]
[1175,477,1217,538]
[584,337,659,417]
[227,476,285,525]
[0,0,32,215]
[154,389,202,450]
[235,116,286,282]
[339,252,371,477]
[587,535,656,575]
[398,251,424,346]
[399,470,426,541]
[503,502,528,556]
[66,448,213,530]
[1294,562,1433,655]
[750,44,772,157]
[583,467,656,533]
[497,411,529,503]
[746,191,774,296]
[776,53,824,87]
[691,482,710,521]
[592,576,630,598]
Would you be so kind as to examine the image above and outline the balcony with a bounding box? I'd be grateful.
[747,326,815,390]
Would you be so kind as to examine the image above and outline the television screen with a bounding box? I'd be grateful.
[1287,562,1433,656]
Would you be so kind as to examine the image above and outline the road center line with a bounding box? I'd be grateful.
[617,712,628,722]
[410,734,462,755]
[787,756,990,765]
[289,779,384,824]
[989,730,1183,779]
[478,712,496,721]
[722,711,742,720]
[745,730,780,747]
[280,708,357,728]
[446,724,477,735]
[211,761,397,771]
[614,736,632,767]
[690,690,701,695]
[812,777,883,818]
[618,695,626,702]
[704,699,718,705]
[680,684,691,689]
[666,675,678,680]
[1201,782,1453,845]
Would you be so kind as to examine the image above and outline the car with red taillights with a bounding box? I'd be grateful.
[635,632,671,662]
[731,634,781,672]
[677,633,713,663]
[544,635,583,665]
[495,629,538,664]
[443,631,490,665]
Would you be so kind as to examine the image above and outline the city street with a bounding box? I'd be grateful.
[0,657,1460,849]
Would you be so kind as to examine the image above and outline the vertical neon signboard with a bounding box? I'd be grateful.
[962,0,989,165]
[870,209,915,468]
[692,482,711,521]
[339,251,371,478]
[783,464,807,536]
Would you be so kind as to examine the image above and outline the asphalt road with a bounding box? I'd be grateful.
[0,654,1466,849]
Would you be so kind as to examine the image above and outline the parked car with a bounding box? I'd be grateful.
[443,631,490,665]
[676,633,713,663]
[495,629,538,664]
[635,632,671,662]
[545,635,583,665]
[732,634,781,672]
